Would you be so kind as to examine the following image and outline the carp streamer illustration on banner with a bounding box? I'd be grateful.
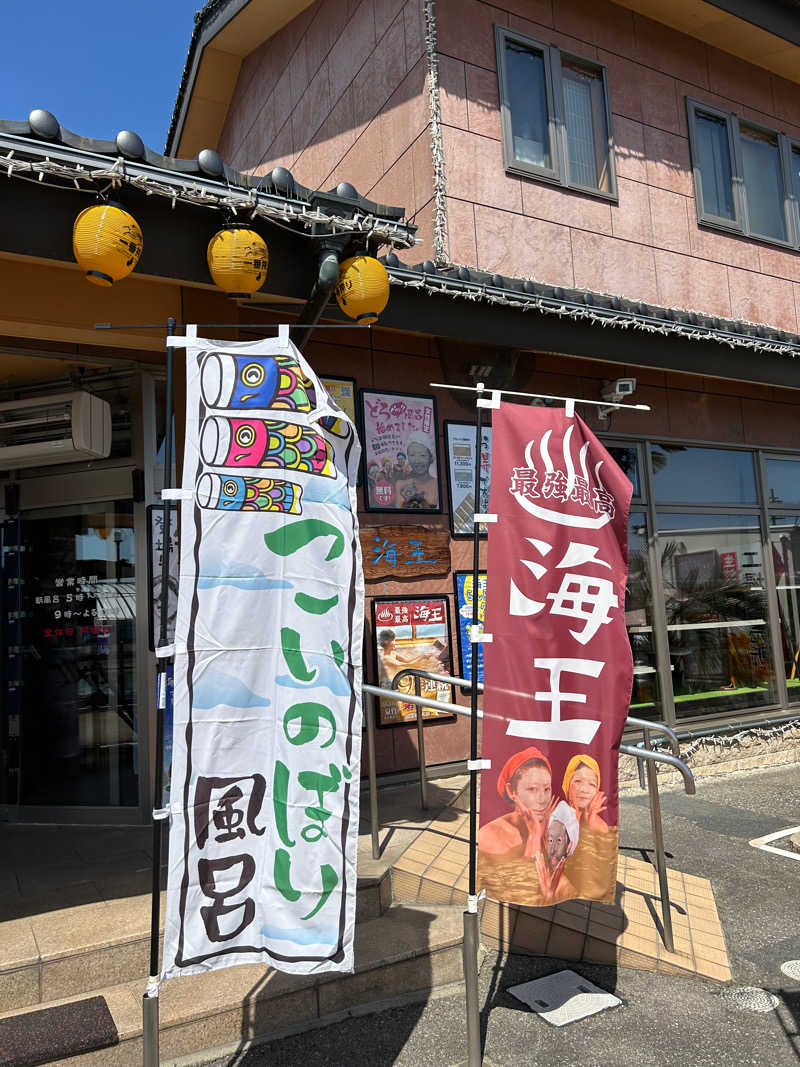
[478,405,632,908]
[196,473,303,514]
[161,332,363,981]
[200,352,317,411]
[200,416,334,477]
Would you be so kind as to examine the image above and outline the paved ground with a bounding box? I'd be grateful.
[198,763,800,1067]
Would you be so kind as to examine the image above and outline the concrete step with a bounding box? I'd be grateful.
[0,873,392,1012]
[0,903,465,1066]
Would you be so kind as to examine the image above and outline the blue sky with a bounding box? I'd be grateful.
[1,1,202,153]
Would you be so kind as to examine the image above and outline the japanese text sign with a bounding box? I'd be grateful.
[478,405,632,908]
[445,422,492,536]
[162,334,364,980]
[361,525,451,580]
[361,390,441,512]
[454,571,486,691]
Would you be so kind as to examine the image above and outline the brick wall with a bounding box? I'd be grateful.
[434,0,800,331]
[217,0,436,259]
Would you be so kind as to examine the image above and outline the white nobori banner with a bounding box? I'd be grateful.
[161,330,363,979]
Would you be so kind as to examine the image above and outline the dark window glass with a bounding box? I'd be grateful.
[627,513,662,721]
[695,112,735,221]
[2,501,138,807]
[769,515,800,705]
[656,513,776,719]
[607,445,640,497]
[766,458,800,508]
[740,126,786,242]
[651,445,756,505]
[792,147,800,206]
[506,40,551,170]
[562,61,610,192]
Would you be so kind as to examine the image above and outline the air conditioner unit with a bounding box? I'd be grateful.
[0,391,112,470]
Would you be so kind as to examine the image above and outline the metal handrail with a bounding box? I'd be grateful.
[626,716,681,758]
[363,668,696,953]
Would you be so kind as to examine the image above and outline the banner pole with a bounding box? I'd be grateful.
[143,315,177,1067]
[462,382,486,1067]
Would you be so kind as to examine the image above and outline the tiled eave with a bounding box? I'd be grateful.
[383,256,800,361]
[0,116,417,250]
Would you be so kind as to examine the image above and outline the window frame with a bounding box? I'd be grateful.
[686,97,796,250]
[495,24,618,202]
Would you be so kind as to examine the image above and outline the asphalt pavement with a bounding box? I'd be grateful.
[194,762,800,1067]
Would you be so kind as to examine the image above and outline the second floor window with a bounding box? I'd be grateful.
[687,98,796,247]
[495,26,617,200]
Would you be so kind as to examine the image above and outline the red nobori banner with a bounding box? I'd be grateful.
[478,405,633,907]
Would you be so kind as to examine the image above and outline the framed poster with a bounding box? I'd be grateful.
[319,375,357,423]
[372,595,456,725]
[146,503,178,651]
[320,375,361,485]
[454,570,487,694]
[445,421,492,537]
[360,389,441,512]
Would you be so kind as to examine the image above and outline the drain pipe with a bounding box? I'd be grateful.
[292,243,343,350]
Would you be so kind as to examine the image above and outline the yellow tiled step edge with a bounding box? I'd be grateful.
[393,823,731,984]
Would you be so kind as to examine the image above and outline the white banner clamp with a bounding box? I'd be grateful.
[469,627,493,644]
[161,488,192,501]
[466,758,491,771]
[565,398,575,418]
[152,807,170,821]
[473,513,497,524]
[467,891,486,913]
[166,336,189,348]
[156,644,175,659]
[477,390,501,409]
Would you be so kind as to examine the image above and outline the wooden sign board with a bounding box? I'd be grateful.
[361,525,451,580]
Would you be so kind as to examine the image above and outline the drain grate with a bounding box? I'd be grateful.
[717,986,779,1013]
[507,969,621,1027]
[781,960,800,981]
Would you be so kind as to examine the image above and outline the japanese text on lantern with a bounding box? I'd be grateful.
[504,425,622,746]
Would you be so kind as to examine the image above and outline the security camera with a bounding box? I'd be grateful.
[601,378,637,404]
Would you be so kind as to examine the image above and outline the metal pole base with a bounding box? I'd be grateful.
[142,990,160,1067]
[462,909,482,1067]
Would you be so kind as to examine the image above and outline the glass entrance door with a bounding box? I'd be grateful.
[1,500,138,809]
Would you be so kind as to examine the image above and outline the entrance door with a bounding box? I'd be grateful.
[1,499,139,812]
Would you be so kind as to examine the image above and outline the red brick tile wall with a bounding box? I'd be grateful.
[435,0,800,332]
[217,0,435,257]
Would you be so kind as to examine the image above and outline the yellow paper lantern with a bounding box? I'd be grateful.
[207,227,269,298]
[72,203,143,287]
[334,255,389,324]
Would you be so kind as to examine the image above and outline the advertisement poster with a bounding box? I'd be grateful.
[319,376,357,424]
[454,571,487,693]
[162,333,363,981]
[361,390,441,512]
[372,596,455,725]
[478,405,632,908]
[445,422,492,537]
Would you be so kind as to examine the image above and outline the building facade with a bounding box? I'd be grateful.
[171,0,800,772]
[2,0,800,825]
